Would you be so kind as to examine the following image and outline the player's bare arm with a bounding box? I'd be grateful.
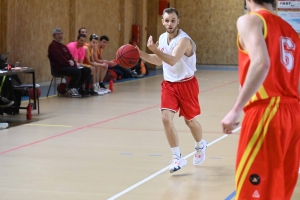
[221,14,270,133]
[105,60,117,66]
[233,14,270,110]
[147,36,190,66]
[84,46,105,68]
[92,48,107,67]
[138,42,162,66]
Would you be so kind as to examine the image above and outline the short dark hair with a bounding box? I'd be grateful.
[162,7,179,18]
[89,34,99,41]
[253,0,274,5]
[78,27,86,34]
[100,35,109,41]
[77,34,86,40]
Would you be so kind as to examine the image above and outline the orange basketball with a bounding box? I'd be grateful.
[116,44,140,68]
[57,83,67,95]
[28,88,41,99]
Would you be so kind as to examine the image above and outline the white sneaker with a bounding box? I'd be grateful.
[102,87,111,93]
[193,140,207,166]
[97,89,105,95]
[68,88,81,98]
[93,86,104,95]
[169,155,187,173]
[98,86,108,94]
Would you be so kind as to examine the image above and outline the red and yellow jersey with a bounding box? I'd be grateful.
[97,47,103,60]
[238,9,300,108]
[83,43,93,65]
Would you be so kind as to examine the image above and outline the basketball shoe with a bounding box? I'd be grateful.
[193,139,207,166]
[99,83,111,93]
[0,97,14,107]
[169,154,187,173]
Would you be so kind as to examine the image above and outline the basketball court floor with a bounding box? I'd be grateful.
[0,67,299,200]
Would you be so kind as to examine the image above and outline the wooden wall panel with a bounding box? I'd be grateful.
[123,0,134,46]
[0,0,8,53]
[75,0,121,61]
[6,0,70,83]
[146,0,158,55]
[2,0,244,84]
[136,0,147,52]
[176,0,242,65]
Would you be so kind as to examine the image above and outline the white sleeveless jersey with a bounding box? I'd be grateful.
[158,29,197,82]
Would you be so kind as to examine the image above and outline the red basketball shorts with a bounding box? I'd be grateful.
[236,97,300,200]
[160,76,201,120]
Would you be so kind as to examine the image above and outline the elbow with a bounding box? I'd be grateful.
[261,61,270,72]
[257,57,270,73]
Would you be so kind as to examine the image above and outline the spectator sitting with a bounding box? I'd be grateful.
[96,35,132,80]
[48,28,91,98]
[93,35,111,93]
[66,34,91,97]
[83,34,106,95]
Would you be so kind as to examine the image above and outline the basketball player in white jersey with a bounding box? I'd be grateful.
[138,8,207,173]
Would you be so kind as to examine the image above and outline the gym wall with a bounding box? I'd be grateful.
[0,0,242,83]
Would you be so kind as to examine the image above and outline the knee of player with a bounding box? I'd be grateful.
[184,119,196,128]
[161,114,172,125]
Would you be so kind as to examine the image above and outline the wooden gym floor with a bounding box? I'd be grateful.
[0,67,299,200]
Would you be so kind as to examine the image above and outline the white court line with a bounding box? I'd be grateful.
[107,127,241,200]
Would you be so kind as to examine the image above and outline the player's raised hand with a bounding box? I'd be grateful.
[147,35,158,52]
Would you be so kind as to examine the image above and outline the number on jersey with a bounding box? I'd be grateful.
[280,37,295,72]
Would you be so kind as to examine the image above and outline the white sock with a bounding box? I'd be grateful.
[171,147,181,158]
[195,139,204,150]
[93,83,98,89]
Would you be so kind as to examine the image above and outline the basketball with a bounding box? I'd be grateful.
[57,83,67,95]
[116,44,140,68]
[28,88,41,99]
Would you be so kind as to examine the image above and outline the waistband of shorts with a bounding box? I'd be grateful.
[244,97,299,111]
[165,76,195,83]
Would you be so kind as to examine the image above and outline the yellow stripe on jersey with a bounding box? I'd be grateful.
[258,85,268,100]
[237,34,248,54]
[247,86,268,105]
[235,97,280,199]
[251,94,258,102]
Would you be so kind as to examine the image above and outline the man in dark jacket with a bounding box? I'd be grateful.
[48,28,91,97]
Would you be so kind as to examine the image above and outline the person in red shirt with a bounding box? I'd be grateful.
[221,0,300,199]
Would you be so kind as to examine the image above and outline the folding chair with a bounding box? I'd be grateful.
[47,62,68,97]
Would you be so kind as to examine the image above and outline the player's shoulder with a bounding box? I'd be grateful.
[159,32,168,39]
[237,13,264,29]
